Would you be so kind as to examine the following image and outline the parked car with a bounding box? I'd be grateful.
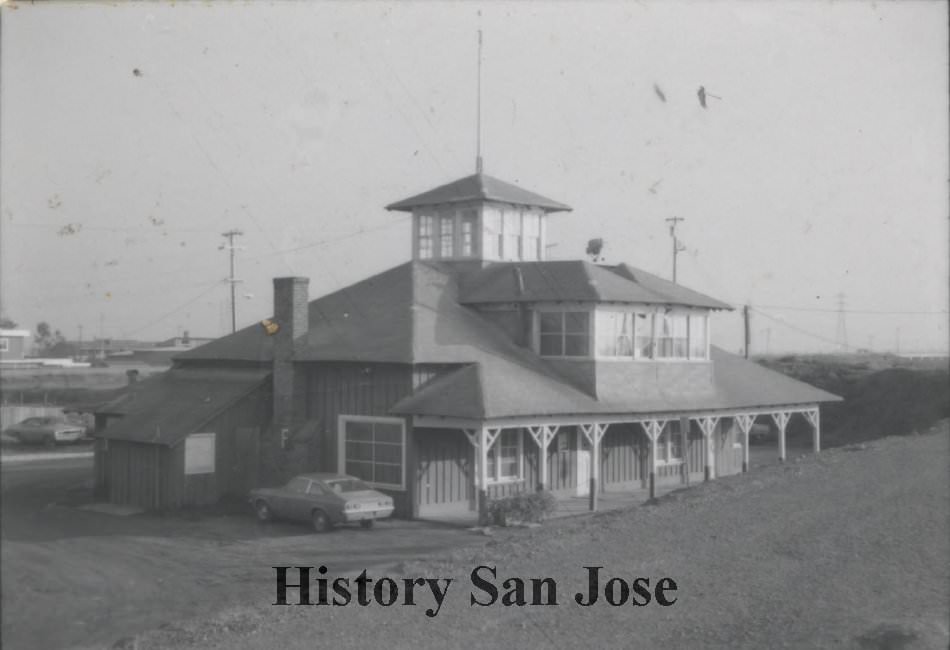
[2,416,86,446]
[249,473,394,532]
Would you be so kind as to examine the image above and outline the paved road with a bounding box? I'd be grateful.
[1,457,486,650]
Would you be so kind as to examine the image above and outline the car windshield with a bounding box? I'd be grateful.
[325,478,370,493]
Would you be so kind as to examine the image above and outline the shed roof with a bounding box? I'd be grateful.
[458,261,733,310]
[385,173,571,213]
[95,367,269,445]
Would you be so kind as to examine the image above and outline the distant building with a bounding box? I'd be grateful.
[0,329,31,361]
[93,171,840,516]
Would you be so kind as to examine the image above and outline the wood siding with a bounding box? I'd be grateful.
[601,424,646,489]
[415,428,474,516]
[98,383,271,510]
[105,440,177,509]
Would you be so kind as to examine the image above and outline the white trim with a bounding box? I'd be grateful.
[337,415,407,491]
[412,404,823,432]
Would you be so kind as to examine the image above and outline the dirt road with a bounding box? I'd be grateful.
[126,423,949,649]
[0,459,487,650]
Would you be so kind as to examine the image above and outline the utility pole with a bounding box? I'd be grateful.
[77,325,83,360]
[220,230,244,333]
[665,217,686,283]
[743,304,751,359]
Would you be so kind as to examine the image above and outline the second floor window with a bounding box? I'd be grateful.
[539,311,590,357]
[439,215,455,258]
[522,212,540,261]
[595,310,634,356]
[656,313,689,359]
[418,215,434,259]
[460,210,478,257]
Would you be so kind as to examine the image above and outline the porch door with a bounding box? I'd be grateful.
[576,433,591,497]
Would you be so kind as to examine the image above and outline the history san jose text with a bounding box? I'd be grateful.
[273,565,678,617]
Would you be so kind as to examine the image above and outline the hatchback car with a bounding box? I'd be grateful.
[2,416,86,446]
[249,473,394,532]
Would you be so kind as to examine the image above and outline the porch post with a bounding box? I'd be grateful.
[580,423,607,512]
[771,411,790,463]
[804,407,820,453]
[643,420,664,500]
[527,425,558,491]
[478,427,490,523]
[697,416,720,482]
[735,414,755,473]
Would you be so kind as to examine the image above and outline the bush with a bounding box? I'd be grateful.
[487,490,557,526]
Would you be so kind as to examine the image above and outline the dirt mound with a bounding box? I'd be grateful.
[827,368,949,445]
[758,355,948,447]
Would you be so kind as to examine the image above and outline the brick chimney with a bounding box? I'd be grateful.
[272,277,309,434]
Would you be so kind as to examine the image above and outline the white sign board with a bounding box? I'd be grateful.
[184,433,215,475]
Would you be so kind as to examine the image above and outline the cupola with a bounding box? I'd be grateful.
[386,173,571,266]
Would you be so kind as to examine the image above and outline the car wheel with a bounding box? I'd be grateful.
[311,509,330,533]
[44,436,56,448]
[254,500,272,522]
[359,519,375,529]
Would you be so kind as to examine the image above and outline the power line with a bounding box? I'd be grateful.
[125,280,224,337]
[751,306,864,352]
[751,303,948,315]
[834,292,848,349]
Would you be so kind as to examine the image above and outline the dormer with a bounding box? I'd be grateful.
[386,173,571,265]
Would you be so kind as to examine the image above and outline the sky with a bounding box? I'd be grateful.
[1,0,947,355]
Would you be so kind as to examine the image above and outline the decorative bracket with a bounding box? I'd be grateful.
[579,423,608,446]
[697,416,720,439]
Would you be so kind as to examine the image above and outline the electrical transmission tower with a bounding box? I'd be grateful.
[665,216,687,283]
[834,292,848,350]
[220,229,244,333]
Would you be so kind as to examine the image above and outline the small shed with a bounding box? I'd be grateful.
[94,367,272,509]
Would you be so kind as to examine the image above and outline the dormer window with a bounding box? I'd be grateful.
[593,307,709,361]
[523,212,541,262]
[460,210,478,257]
[656,313,689,359]
[439,215,455,257]
[418,214,434,259]
[539,311,590,357]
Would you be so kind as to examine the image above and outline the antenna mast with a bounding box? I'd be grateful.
[476,24,484,173]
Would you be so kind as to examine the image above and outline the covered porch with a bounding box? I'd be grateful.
[411,404,822,523]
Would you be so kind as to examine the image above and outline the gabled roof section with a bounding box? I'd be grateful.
[391,347,840,420]
[95,367,270,445]
[458,261,732,310]
[385,173,571,213]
